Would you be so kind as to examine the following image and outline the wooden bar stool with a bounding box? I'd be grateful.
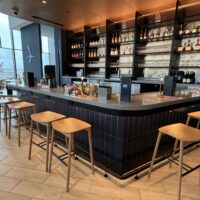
[148,123,200,200]
[7,101,36,146]
[170,111,200,167]
[0,97,20,134]
[48,117,94,192]
[29,111,65,172]
[186,111,200,128]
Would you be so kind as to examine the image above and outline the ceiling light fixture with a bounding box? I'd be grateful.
[42,1,47,4]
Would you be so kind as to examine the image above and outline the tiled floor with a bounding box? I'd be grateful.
[0,123,199,200]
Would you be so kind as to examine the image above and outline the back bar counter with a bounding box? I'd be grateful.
[7,82,200,179]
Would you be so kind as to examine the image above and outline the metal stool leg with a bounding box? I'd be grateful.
[148,131,162,178]
[66,135,72,192]
[87,127,94,174]
[178,141,183,200]
[28,120,34,160]
[49,128,55,173]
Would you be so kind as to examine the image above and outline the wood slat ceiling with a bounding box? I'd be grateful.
[0,0,199,31]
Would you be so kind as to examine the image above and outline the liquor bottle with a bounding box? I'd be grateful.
[140,30,143,40]
[187,71,192,83]
[112,34,115,43]
[182,71,188,83]
[115,48,118,55]
[185,40,192,51]
[185,25,190,34]
[169,26,173,36]
[179,24,183,35]
[93,49,97,57]
[118,34,122,43]
[192,24,197,33]
[114,33,118,43]
[110,48,113,56]
[156,29,160,38]
[150,30,154,39]
[143,29,147,40]
[194,38,200,50]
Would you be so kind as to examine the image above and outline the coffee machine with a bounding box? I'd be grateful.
[44,65,57,88]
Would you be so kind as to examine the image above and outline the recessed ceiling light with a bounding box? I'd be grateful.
[42,0,47,4]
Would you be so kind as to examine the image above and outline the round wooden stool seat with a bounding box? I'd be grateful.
[7,101,36,146]
[149,123,200,200]
[7,101,35,110]
[52,117,91,134]
[29,111,65,172]
[159,123,200,142]
[49,117,94,192]
[31,111,65,124]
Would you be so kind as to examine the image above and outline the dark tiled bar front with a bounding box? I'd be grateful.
[7,82,200,179]
[1,0,200,199]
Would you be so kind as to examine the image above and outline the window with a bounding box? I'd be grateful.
[13,30,24,78]
[41,25,55,77]
[0,48,15,79]
[0,13,12,48]
[0,12,24,80]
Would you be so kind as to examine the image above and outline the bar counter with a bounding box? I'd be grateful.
[7,82,200,179]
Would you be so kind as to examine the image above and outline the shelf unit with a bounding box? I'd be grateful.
[106,18,135,79]
[67,31,85,77]
[134,8,175,80]
[171,0,200,82]
[85,25,106,79]
[63,0,200,83]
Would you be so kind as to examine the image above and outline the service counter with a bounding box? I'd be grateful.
[7,82,200,179]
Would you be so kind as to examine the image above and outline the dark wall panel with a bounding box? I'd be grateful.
[54,28,67,86]
[21,23,42,79]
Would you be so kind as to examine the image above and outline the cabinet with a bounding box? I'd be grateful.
[63,0,200,84]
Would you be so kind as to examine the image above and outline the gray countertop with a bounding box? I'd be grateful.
[7,82,200,111]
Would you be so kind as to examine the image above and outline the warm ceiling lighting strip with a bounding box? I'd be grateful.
[139,1,200,18]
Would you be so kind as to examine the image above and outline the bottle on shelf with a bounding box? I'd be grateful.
[192,24,197,33]
[93,49,97,57]
[185,39,193,51]
[150,30,154,39]
[156,29,160,38]
[193,38,200,50]
[187,71,192,84]
[118,33,122,43]
[143,29,147,40]
[169,26,173,36]
[112,34,115,43]
[140,30,143,40]
[179,24,183,35]
[182,71,188,83]
[114,33,118,43]
[185,25,190,34]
